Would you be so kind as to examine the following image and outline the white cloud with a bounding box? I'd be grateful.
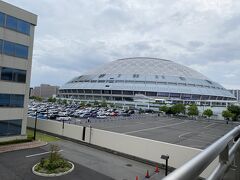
[4,0,240,89]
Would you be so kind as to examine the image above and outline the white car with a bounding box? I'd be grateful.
[97,115,107,119]
[56,116,71,121]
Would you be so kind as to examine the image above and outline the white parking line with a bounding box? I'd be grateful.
[124,121,189,134]
[203,123,216,129]
[179,132,192,138]
[26,150,63,158]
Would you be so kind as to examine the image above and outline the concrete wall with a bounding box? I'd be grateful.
[27,118,218,178]
[27,118,83,141]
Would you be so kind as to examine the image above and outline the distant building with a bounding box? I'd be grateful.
[229,89,240,102]
[0,1,37,142]
[31,84,59,98]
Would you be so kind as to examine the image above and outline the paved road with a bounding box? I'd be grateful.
[0,140,165,180]
[0,146,113,180]
[48,140,165,180]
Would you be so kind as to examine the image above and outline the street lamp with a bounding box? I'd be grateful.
[33,111,38,140]
[161,154,169,176]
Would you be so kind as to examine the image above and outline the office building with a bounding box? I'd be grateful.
[0,1,37,142]
[31,84,59,98]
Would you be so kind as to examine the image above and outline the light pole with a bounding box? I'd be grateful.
[33,111,38,140]
[161,154,169,176]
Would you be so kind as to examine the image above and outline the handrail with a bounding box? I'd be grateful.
[207,138,240,180]
[162,125,240,180]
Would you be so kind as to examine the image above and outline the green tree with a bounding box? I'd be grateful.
[101,100,107,107]
[57,99,62,104]
[227,105,240,121]
[222,110,233,120]
[86,103,92,107]
[203,109,213,119]
[160,105,169,113]
[139,108,144,114]
[187,104,199,117]
[48,97,56,103]
[93,100,99,106]
[62,99,67,105]
[35,96,43,102]
[80,101,85,107]
[171,104,185,115]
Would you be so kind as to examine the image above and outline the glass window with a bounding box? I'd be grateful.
[10,94,24,107]
[123,91,133,95]
[0,12,5,27]
[0,39,3,54]
[158,92,169,97]
[0,94,24,107]
[8,119,22,136]
[17,20,30,35]
[0,119,22,137]
[2,40,29,59]
[15,44,28,59]
[0,121,8,136]
[1,67,26,83]
[146,92,157,96]
[0,94,10,107]
[1,67,13,81]
[3,41,15,56]
[6,15,17,30]
[15,69,26,83]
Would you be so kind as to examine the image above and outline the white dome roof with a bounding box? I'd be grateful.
[86,57,207,80]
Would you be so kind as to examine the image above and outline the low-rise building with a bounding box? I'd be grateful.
[229,89,240,103]
[31,84,59,98]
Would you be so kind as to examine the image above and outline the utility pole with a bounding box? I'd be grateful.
[33,111,38,140]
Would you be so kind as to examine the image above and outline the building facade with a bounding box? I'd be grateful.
[0,1,37,142]
[229,89,240,103]
[31,84,59,98]
[58,57,236,108]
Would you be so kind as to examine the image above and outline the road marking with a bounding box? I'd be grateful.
[203,123,216,129]
[26,150,63,158]
[179,132,192,138]
[124,121,189,134]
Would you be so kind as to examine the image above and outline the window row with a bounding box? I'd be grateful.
[0,12,30,35]
[0,67,26,83]
[59,89,235,101]
[0,94,24,107]
[0,119,22,137]
[0,39,28,59]
[68,79,223,90]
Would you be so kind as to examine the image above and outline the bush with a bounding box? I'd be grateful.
[34,145,72,174]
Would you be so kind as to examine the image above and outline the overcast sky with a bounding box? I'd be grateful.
[4,0,240,89]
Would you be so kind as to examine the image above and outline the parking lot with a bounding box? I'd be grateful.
[73,115,238,149]
[28,101,239,150]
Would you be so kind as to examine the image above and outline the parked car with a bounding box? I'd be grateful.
[79,113,91,118]
[56,116,71,121]
[97,115,107,119]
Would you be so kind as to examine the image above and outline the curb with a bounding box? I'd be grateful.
[0,141,48,153]
[32,161,74,177]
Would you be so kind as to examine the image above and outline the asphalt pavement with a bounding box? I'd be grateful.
[0,140,165,180]
[69,114,239,149]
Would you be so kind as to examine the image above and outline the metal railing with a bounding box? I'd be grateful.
[163,125,240,180]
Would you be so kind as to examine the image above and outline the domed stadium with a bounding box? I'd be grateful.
[58,57,236,107]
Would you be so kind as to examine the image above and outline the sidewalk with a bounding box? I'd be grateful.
[0,141,47,153]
